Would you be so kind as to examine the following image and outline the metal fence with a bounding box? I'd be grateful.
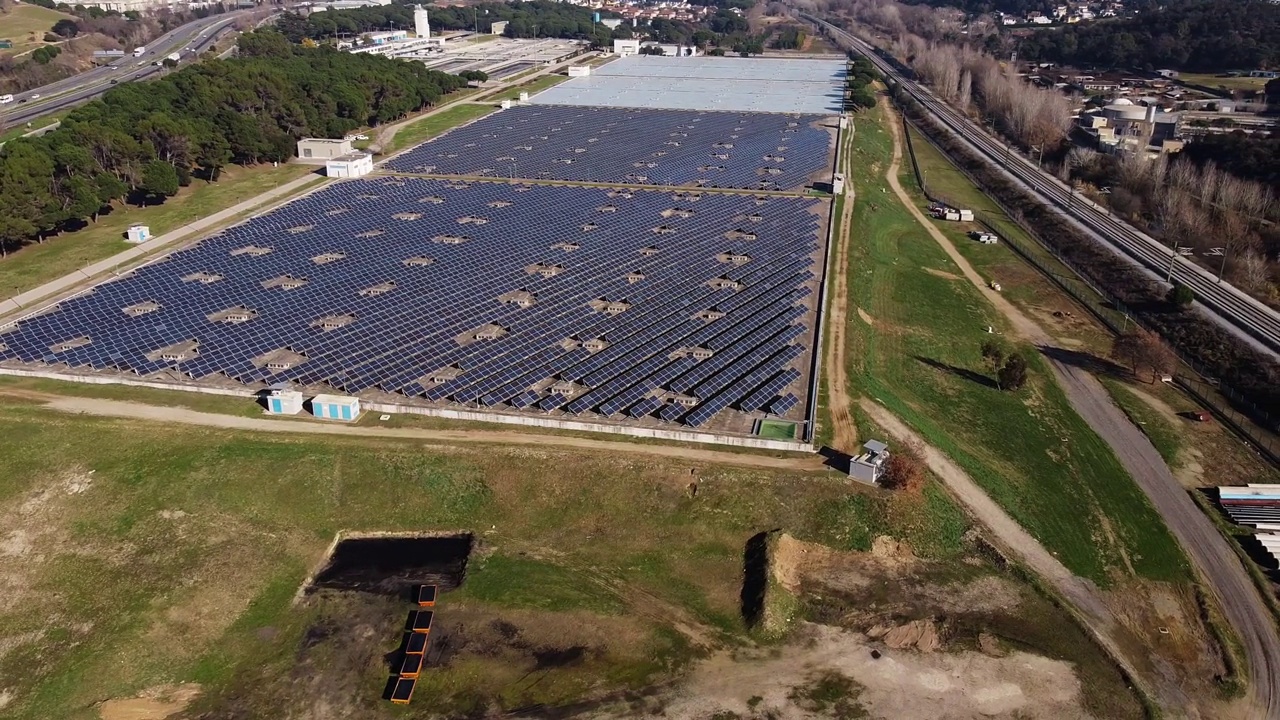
[899,114,1280,467]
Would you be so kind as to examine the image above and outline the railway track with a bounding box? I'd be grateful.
[804,14,1280,359]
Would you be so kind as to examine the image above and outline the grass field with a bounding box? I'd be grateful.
[483,72,569,102]
[0,395,978,719]
[846,106,1189,586]
[386,102,496,154]
[1179,73,1269,92]
[0,3,75,57]
[0,163,319,300]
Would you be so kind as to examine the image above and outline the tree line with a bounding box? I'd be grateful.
[0,30,465,255]
[282,0,619,47]
[1016,0,1280,73]
[896,89,1280,422]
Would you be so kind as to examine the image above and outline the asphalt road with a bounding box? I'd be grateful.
[806,14,1280,360]
[0,11,249,130]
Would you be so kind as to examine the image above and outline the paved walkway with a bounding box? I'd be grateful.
[0,171,326,318]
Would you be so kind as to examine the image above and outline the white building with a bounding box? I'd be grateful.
[849,440,890,484]
[297,137,353,162]
[265,389,304,415]
[491,19,509,35]
[612,39,641,56]
[125,224,151,243]
[414,4,431,39]
[326,152,374,178]
[308,0,391,13]
[311,394,361,421]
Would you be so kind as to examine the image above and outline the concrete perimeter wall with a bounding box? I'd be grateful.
[0,366,814,454]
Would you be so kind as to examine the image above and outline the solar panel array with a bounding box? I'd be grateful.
[1,178,820,429]
[384,105,834,192]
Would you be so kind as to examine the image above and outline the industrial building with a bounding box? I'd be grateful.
[848,439,890,484]
[297,138,354,162]
[265,388,304,414]
[1077,99,1182,157]
[312,394,361,421]
[326,152,374,178]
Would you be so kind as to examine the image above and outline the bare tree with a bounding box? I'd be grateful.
[1111,328,1177,382]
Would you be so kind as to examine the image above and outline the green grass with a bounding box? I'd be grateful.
[0,112,63,143]
[0,399,973,719]
[1100,378,1184,467]
[385,103,496,154]
[757,418,797,441]
[482,73,570,102]
[902,124,1125,344]
[1179,72,1268,92]
[0,3,75,57]
[0,163,318,300]
[450,554,627,614]
[846,107,1189,586]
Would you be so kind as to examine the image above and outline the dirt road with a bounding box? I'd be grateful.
[857,398,1181,709]
[880,101,1280,719]
[12,392,823,472]
[822,125,859,453]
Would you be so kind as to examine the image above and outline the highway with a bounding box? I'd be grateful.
[0,11,248,131]
[805,14,1280,360]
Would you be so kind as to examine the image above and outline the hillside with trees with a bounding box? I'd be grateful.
[1016,0,1280,72]
[0,29,464,254]
[280,1,619,47]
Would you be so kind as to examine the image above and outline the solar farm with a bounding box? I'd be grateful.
[0,57,843,442]
[384,105,836,191]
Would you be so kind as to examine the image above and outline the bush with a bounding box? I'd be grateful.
[1167,283,1195,308]
[998,354,1029,391]
[881,442,926,494]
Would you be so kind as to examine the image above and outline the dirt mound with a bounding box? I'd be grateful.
[871,535,916,566]
[870,619,941,652]
[772,533,917,597]
[856,307,875,326]
[98,684,200,720]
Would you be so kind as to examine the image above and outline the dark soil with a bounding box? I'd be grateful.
[310,533,473,596]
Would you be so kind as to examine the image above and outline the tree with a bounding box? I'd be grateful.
[139,160,179,206]
[1167,283,1195,308]
[980,338,1006,374]
[880,441,926,494]
[1111,328,1178,383]
[997,354,1029,391]
[639,44,664,55]
[51,19,79,37]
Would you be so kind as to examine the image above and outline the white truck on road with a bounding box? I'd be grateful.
[132,46,146,57]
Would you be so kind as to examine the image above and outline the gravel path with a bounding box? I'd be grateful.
[20,392,823,472]
[880,101,1280,718]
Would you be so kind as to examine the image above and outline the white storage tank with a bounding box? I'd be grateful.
[311,394,361,421]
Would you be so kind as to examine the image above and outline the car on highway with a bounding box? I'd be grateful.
[0,94,12,104]
[110,79,119,84]
[30,93,40,99]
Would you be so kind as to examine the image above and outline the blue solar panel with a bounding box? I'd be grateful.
[385,105,835,192]
[1,176,821,430]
